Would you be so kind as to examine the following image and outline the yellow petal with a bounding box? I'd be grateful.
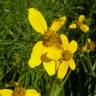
[68,59,76,70]
[60,34,69,50]
[47,47,62,60]
[58,61,68,79]
[50,16,67,32]
[26,89,40,96]
[80,24,89,33]
[78,15,85,23]
[87,38,91,43]
[82,38,91,52]
[28,41,47,68]
[69,40,78,53]
[82,44,87,52]
[43,60,56,76]
[28,8,47,34]
[69,23,77,29]
[55,60,61,71]
[0,89,13,96]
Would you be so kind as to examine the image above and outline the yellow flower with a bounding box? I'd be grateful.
[69,15,89,33]
[57,34,78,79]
[82,38,95,52]
[0,88,40,96]
[28,8,67,76]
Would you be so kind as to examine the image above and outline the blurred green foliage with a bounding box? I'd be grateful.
[0,0,96,96]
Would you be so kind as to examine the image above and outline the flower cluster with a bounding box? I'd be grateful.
[0,7,95,96]
[28,8,79,79]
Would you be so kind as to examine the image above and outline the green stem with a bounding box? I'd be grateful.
[61,70,72,88]
[50,70,72,96]
[86,53,95,77]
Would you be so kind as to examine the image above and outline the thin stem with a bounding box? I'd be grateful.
[50,70,72,96]
[61,70,72,87]
[86,53,95,77]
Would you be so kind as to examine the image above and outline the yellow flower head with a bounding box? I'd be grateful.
[69,15,89,33]
[0,88,40,96]
[57,34,78,79]
[28,8,66,48]
[82,38,95,52]
[28,8,67,76]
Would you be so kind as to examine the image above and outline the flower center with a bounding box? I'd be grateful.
[12,87,25,96]
[41,53,52,62]
[63,50,73,61]
[43,30,61,48]
[77,21,83,26]
[87,41,95,50]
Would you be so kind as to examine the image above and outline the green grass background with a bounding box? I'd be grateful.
[0,0,96,96]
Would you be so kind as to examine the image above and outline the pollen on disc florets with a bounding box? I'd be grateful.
[43,30,62,49]
[12,87,26,96]
[41,53,52,62]
[62,50,73,61]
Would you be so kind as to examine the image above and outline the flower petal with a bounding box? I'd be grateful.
[69,40,78,53]
[50,16,66,32]
[82,38,92,52]
[78,15,85,23]
[80,24,89,33]
[82,44,87,52]
[0,89,13,96]
[28,8,47,34]
[25,89,40,96]
[68,59,76,70]
[28,41,47,68]
[60,34,69,50]
[58,61,68,79]
[69,23,77,29]
[55,60,61,71]
[47,47,62,60]
[87,38,91,43]
[43,60,56,76]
